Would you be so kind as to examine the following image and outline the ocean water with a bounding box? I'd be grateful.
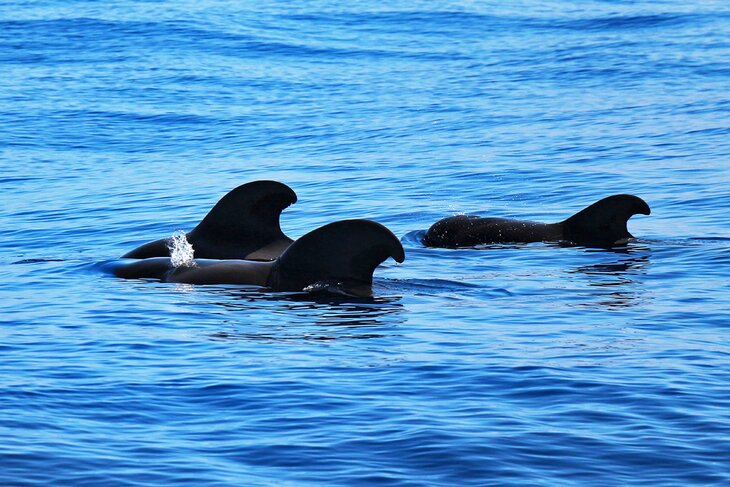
[1,0,730,485]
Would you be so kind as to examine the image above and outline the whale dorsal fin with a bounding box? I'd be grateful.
[123,181,297,259]
[188,180,296,259]
[560,194,650,247]
[268,219,405,296]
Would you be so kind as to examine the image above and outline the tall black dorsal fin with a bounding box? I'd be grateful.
[267,219,405,295]
[191,180,296,241]
[561,194,650,246]
[123,181,297,259]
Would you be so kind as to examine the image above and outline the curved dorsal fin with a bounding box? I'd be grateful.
[123,181,297,259]
[561,194,650,246]
[268,219,405,295]
[191,181,296,241]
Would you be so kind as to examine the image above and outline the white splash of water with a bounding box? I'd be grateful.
[167,230,196,268]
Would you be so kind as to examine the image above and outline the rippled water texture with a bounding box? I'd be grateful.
[1,1,729,485]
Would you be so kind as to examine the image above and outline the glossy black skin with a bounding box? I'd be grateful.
[111,219,406,298]
[424,194,651,248]
[123,180,297,261]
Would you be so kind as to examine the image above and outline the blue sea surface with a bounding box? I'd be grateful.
[1,1,730,485]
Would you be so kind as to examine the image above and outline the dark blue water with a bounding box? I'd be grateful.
[2,1,730,485]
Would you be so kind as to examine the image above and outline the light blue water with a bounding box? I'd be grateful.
[2,1,730,485]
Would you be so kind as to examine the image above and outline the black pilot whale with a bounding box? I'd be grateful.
[424,194,650,248]
[123,180,297,261]
[110,220,405,298]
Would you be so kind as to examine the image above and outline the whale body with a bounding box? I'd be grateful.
[424,194,651,248]
[110,219,405,298]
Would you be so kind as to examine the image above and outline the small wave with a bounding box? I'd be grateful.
[302,280,367,298]
[687,236,730,243]
[11,258,66,264]
[401,229,427,245]
[553,13,689,32]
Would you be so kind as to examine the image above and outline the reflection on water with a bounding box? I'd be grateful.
[172,282,197,294]
[574,255,650,277]
[569,245,652,309]
[202,287,405,342]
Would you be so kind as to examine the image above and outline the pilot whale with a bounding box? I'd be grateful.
[110,219,405,298]
[424,194,650,248]
[123,180,297,261]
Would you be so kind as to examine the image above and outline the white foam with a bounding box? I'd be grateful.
[167,230,196,268]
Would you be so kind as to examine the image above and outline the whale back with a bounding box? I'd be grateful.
[268,219,405,295]
[560,194,651,247]
[423,215,559,247]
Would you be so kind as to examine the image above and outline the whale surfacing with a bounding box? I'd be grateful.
[424,194,650,248]
[123,180,297,261]
[111,219,405,298]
